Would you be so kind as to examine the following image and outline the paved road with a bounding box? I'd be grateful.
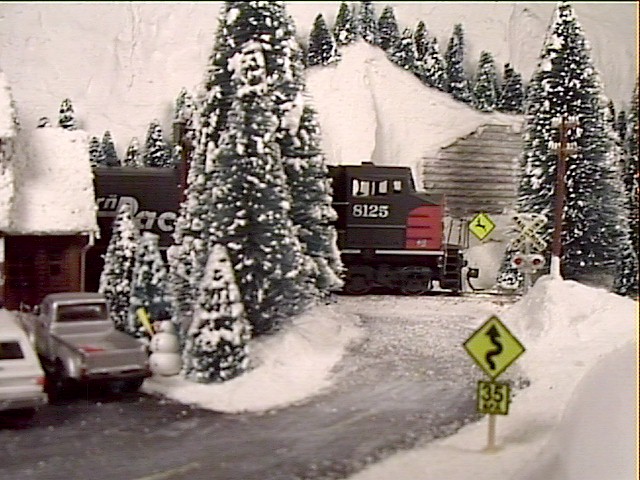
[1,296,516,480]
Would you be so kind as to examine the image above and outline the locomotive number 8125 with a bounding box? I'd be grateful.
[328,162,468,295]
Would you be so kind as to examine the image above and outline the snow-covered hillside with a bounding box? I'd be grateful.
[306,41,523,176]
[0,2,636,161]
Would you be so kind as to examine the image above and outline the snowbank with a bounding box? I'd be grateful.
[348,276,637,480]
[143,303,363,413]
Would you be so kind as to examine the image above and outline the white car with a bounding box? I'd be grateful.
[0,310,47,418]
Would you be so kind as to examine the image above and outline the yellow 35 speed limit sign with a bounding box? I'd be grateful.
[477,380,511,415]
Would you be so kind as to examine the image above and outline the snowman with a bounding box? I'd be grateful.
[149,320,182,376]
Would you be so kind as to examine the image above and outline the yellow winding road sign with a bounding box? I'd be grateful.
[463,315,525,380]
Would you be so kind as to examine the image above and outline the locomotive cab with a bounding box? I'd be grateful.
[328,163,466,295]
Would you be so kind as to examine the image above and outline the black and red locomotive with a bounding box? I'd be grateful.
[89,162,467,295]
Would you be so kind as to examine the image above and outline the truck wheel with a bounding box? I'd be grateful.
[110,378,144,394]
[46,360,71,403]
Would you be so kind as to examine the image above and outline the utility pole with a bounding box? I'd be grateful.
[549,115,578,278]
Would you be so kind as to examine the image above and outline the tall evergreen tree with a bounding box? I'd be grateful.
[355,1,377,45]
[377,5,400,53]
[181,244,252,383]
[173,87,197,151]
[333,1,356,47]
[389,27,419,74]
[101,130,120,167]
[445,23,473,104]
[497,63,525,114]
[472,50,499,112]
[143,119,172,168]
[99,204,139,332]
[58,98,77,130]
[307,13,340,67]
[88,135,102,168]
[208,39,312,335]
[122,137,143,167]
[497,2,636,289]
[128,232,172,338]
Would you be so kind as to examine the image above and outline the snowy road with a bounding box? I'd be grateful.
[0,295,521,480]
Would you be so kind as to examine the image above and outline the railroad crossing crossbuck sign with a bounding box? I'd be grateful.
[469,212,496,241]
[463,315,525,380]
[509,213,548,252]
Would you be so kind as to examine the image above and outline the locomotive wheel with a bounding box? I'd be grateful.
[344,274,371,295]
[399,267,432,295]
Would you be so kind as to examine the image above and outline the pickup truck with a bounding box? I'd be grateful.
[19,292,151,399]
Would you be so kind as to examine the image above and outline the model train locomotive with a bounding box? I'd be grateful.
[90,162,468,295]
[328,163,467,294]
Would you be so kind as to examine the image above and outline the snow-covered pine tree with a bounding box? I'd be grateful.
[418,30,449,92]
[604,103,639,297]
[333,1,356,47]
[377,5,400,53]
[497,63,525,114]
[355,1,377,45]
[445,23,473,105]
[143,120,172,168]
[169,3,236,339]
[616,108,627,143]
[307,13,340,67]
[498,2,637,289]
[621,81,639,258]
[281,103,345,295]
[88,135,103,168]
[181,244,252,383]
[58,98,77,130]
[208,39,312,335]
[101,130,120,167]
[128,232,172,338]
[173,87,197,151]
[389,27,419,75]
[472,50,499,112]
[99,203,140,332]
[413,21,428,60]
[122,137,143,167]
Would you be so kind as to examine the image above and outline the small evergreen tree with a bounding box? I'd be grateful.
[616,108,627,143]
[307,13,340,67]
[472,51,499,112]
[88,136,103,168]
[99,204,140,332]
[281,104,345,296]
[101,130,120,167]
[181,244,252,383]
[389,27,419,74]
[413,21,429,60]
[143,120,172,168]
[122,137,143,167]
[418,33,448,91]
[333,1,357,47]
[58,98,77,130]
[377,5,400,53]
[128,232,172,338]
[445,23,473,104]
[173,87,198,151]
[621,81,639,258]
[497,63,525,114]
[356,1,377,45]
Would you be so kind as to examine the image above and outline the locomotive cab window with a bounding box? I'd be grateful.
[351,178,400,198]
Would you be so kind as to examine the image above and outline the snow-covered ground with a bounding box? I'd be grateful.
[144,276,637,480]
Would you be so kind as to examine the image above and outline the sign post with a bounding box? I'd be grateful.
[464,315,525,451]
[469,212,496,242]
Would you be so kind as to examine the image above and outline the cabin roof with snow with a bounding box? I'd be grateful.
[0,73,97,236]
